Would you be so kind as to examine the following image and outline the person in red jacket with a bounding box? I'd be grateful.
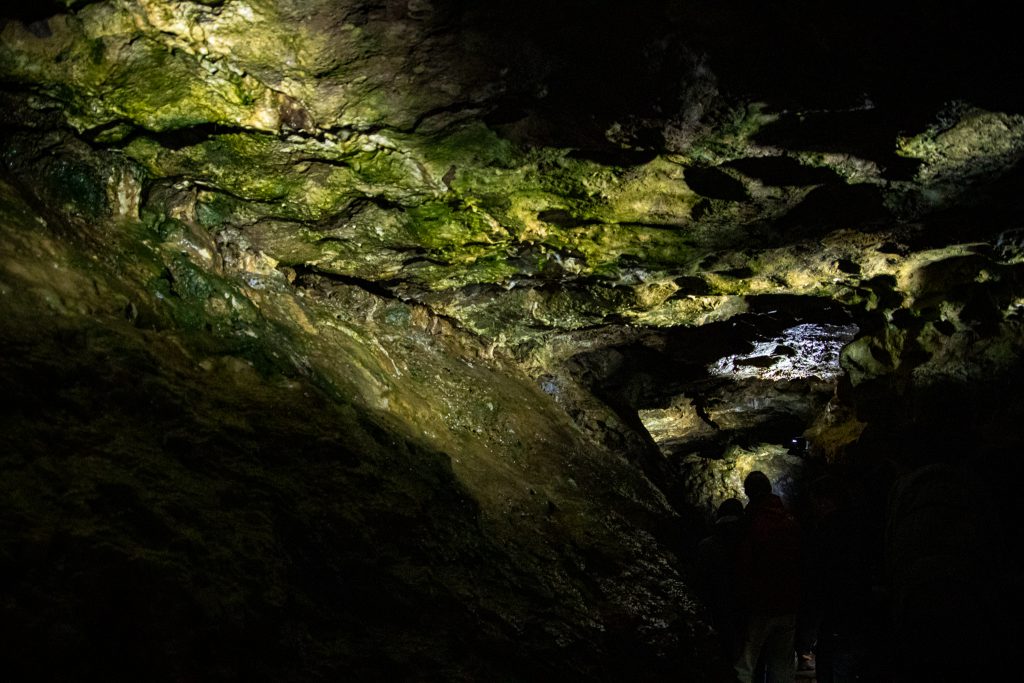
[734,470,801,683]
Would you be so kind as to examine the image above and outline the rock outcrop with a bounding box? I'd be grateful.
[3,1,1024,679]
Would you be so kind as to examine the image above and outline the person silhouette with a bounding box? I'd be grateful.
[886,462,1006,682]
[694,498,745,661]
[803,474,878,682]
[734,471,801,683]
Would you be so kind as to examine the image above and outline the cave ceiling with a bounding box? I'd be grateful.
[3,0,1024,465]
[5,2,1024,677]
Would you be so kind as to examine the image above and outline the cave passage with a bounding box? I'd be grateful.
[2,1,1024,681]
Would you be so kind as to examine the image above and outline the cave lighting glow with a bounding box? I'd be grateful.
[709,323,859,381]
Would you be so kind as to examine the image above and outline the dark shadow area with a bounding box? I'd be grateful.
[0,2,80,24]
[724,156,843,187]
[775,183,890,236]
[683,166,749,202]
[461,1,1024,155]
[907,160,1024,250]
[462,0,696,150]
[752,109,930,180]
[4,309,695,682]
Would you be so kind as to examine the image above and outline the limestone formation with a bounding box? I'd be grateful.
[3,2,1023,679]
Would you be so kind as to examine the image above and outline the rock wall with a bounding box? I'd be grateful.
[4,1,1024,679]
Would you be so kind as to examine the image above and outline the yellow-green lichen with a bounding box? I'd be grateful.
[896,105,1024,185]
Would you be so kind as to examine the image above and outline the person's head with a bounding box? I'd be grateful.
[717,497,744,520]
[743,470,773,501]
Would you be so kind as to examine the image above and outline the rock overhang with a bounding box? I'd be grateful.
[4,4,1024,676]
[4,2,1024,438]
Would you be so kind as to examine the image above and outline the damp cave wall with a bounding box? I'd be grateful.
[2,1,1024,680]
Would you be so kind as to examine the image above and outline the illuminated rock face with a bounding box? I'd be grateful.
[2,1,1024,679]
[707,323,858,382]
